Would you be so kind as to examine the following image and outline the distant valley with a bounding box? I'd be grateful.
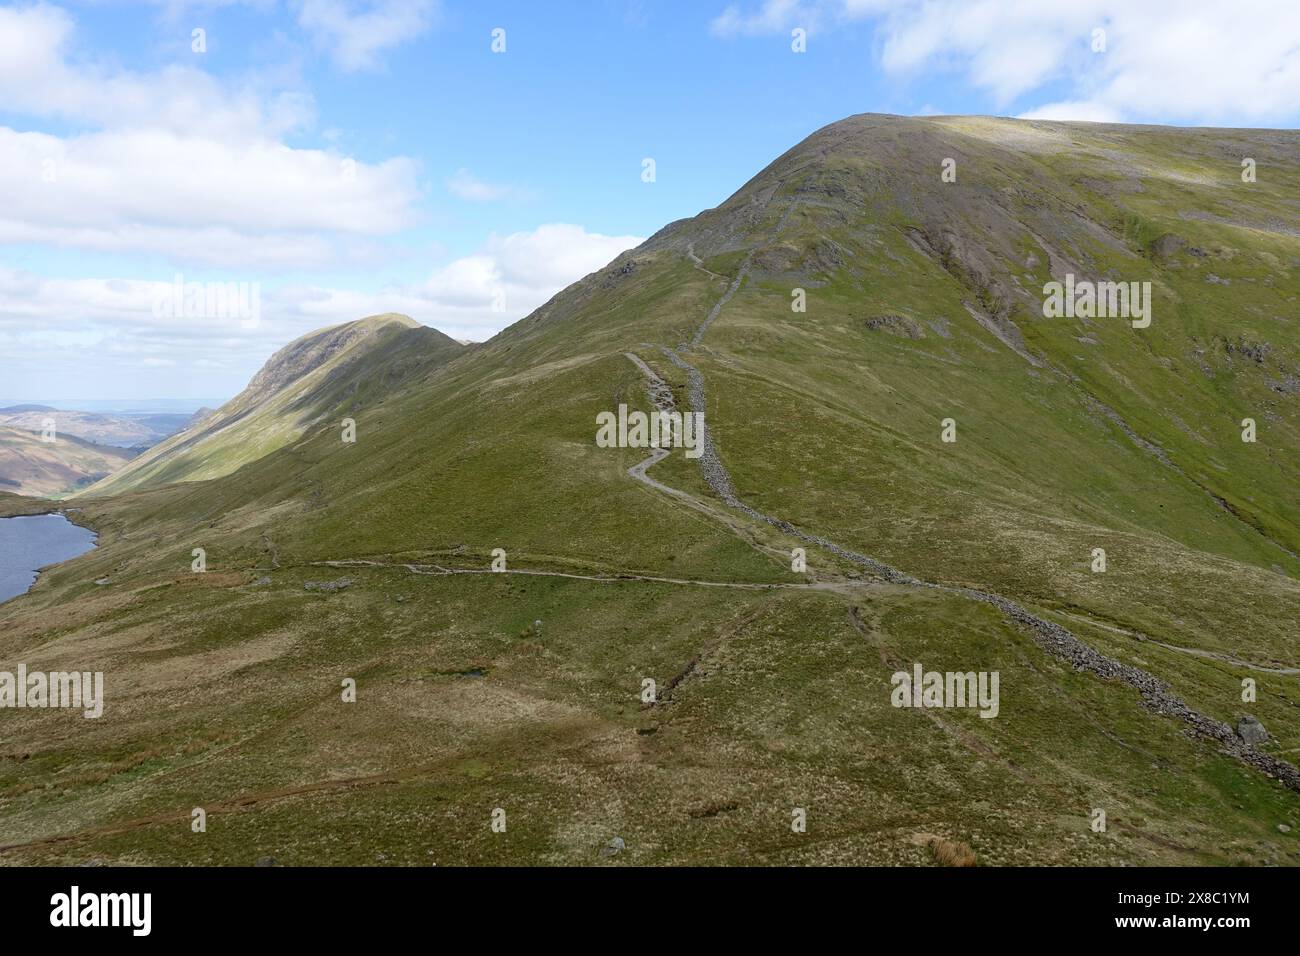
[0,404,211,498]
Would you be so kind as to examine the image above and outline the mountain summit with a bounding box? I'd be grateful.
[85,314,466,495]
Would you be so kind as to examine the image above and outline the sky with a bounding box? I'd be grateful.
[2,0,1299,404]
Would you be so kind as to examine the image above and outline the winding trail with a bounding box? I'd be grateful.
[310,557,870,595]
[625,189,1300,794]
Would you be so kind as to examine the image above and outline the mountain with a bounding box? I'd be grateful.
[83,313,468,495]
[0,424,135,498]
[185,407,216,429]
[0,408,192,449]
[2,115,1297,866]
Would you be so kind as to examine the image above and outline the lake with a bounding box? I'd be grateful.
[0,513,98,604]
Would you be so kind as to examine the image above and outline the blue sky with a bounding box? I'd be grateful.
[2,0,1298,403]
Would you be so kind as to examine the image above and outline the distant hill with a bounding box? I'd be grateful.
[0,408,192,448]
[0,425,134,498]
[82,313,468,494]
[186,406,216,428]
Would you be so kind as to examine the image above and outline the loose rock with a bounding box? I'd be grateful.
[1238,715,1269,746]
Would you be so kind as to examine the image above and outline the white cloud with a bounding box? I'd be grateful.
[711,0,818,37]
[1017,99,1124,124]
[0,224,644,395]
[0,4,423,269]
[871,1,1098,104]
[0,127,420,268]
[296,0,438,72]
[710,0,1300,126]
[286,223,646,341]
[446,168,533,203]
[0,4,311,136]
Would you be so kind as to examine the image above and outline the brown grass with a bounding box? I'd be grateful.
[928,836,977,867]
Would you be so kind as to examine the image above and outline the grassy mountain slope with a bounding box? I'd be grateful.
[1,115,1297,866]
[83,314,467,495]
[0,425,134,498]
